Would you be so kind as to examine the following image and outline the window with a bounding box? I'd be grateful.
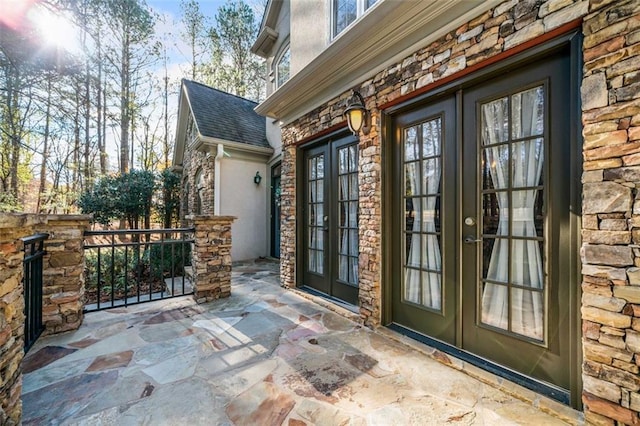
[276,45,290,88]
[332,0,377,38]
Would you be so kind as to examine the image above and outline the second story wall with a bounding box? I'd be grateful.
[290,1,328,73]
[266,2,291,98]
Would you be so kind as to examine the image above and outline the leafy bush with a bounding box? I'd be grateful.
[85,240,192,303]
[147,241,192,280]
[85,246,142,296]
[157,169,181,229]
[78,170,156,228]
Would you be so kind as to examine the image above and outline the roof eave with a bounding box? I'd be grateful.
[254,0,502,124]
[195,136,274,159]
[251,26,279,58]
[252,0,284,57]
[172,82,192,167]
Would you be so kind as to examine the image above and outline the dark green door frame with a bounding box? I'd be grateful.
[298,130,360,306]
[381,31,582,408]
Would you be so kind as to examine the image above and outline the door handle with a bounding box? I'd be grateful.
[464,235,481,244]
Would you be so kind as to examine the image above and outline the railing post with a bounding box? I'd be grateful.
[188,215,236,303]
[35,215,91,335]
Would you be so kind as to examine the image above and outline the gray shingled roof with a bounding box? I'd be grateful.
[183,79,268,148]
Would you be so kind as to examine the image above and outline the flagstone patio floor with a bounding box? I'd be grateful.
[22,259,582,425]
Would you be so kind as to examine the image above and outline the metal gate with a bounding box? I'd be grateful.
[22,233,48,352]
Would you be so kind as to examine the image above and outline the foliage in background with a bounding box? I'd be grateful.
[78,170,156,229]
[181,0,265,101]
[148,241,191,279]
[84,240,191,302]
[85,247,140,296]
[0,0,265,213]
[158,168,181,228]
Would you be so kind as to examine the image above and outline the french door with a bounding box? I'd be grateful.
[302,135,359,305]
[390,47,575,400]
[391,97,457,343]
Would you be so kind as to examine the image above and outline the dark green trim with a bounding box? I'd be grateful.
[381,29,583,408]
[388,323,571,405]
[568,29,584,411]
[297,128,359,306]
[381,110,394,326]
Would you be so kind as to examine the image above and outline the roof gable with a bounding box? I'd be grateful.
[182,79,269,148]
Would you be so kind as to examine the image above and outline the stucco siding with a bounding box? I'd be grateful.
[220,157,269,261]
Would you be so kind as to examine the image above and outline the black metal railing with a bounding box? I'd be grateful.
[22,233,48,352]
[83,228,195,312]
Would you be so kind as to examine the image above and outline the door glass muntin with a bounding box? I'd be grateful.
[307,153,325,275]
[478,82,547,343]
[402,115,443,312]
[338,143,359,287]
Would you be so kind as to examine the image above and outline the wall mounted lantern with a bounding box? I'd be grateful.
[343,90,370,136]
[254,171,262,185]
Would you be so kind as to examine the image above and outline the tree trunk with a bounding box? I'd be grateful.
[96,16,106,175]
[37,76,52,212]
[72,88,81,193]
[163,54,169,169]
[120,31,130,174]
[6,68,20,201]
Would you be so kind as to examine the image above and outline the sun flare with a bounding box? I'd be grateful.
[0,0,81,55]
[28,4,80,53]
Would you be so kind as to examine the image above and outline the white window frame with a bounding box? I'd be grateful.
[274,42,290,89]
[330,0,376,39]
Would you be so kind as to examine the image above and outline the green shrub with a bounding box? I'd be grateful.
[85,246,143,295]
[146,241,192,280]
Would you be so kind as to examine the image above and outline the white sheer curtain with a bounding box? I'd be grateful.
[339,146,358,285]
[405,120,442,309]
[309,166,317,272]
[349,164,358,284]
[481,88,544,340]
[339,173,349,281]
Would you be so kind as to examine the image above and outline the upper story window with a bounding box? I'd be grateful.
[276,45,290,88]
[332,0,377,38]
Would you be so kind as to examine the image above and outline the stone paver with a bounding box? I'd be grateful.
[22,259,581,425]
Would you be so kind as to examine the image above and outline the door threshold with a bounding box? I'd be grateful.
[298,286,360,314]
[385,323,579,416]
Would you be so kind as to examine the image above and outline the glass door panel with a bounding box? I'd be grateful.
[479,86,546,342]
[461,49,572,394]
[392,96,456,344]
[338,144,358,286]
[403,118,443,310]
[302,136,359,305]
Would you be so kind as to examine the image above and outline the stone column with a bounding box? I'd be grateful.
[188,215,235,303]
[358,105,382,327]
[35,215,91,335]
[0,214,30,424]
[279,143,297,289]
[580,1,640,424]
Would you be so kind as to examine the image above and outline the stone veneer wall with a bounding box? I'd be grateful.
[187,215,235,303]
[0,215,29,424]
[180,146,215,222]
[280,0,591,324]
[278,0,640,421]
[35,216,91,335]
[580,1,640,424]
[0,213,90,424]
